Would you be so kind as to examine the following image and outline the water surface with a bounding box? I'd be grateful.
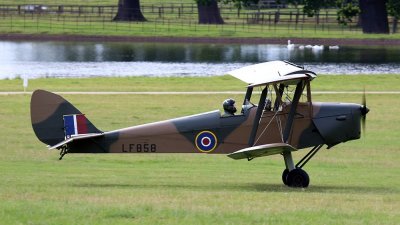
[1,41,400,79]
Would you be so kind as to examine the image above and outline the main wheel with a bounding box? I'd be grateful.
[282,168,289,186]
[286,168,310,188]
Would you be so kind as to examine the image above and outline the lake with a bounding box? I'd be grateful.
[1,41,400,79]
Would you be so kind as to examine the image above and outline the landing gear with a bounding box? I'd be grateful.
[283,168,309,188]
[58,145,69,160]
[281,145,323,188]
[282,168,289,186]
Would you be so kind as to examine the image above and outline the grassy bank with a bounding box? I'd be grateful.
[1,76,400,224]
[1,74,400,92]
[0,0,194,5]
[2,16,400,40]
[1,0,400,40]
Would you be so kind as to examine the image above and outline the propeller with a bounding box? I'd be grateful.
[360,88,369,134]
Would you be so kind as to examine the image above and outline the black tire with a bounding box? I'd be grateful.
[287,168,310,188]
[282,168,289,186]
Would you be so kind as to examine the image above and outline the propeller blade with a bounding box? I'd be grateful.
[361,88,369,135]
[363,87,366,107]
[362,111,366,134]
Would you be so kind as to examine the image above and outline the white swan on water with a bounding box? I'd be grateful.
[312,45,324,50]
[329,45,340,50]
[287,40,295,50]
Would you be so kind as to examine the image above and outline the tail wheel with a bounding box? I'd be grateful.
[286,168,310,188]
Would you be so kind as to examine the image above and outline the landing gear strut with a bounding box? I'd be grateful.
[282,145,323,188]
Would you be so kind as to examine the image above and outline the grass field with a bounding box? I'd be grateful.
[0,0,194,5]
[1,76,400,224]
[2,74,400,92]
[1,0,400,40]
[3,14,400,40]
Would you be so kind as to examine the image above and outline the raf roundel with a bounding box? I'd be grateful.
[195,131,218,153]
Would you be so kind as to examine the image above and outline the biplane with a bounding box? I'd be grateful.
[31,61,369,188]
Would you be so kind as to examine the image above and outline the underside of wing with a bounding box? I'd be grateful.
[227,143,298,160]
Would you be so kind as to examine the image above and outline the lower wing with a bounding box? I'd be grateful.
[227,143,298,160]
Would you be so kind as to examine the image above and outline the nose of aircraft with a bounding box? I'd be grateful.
[361,104,369,116]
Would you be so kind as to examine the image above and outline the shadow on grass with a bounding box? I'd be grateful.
[72,182,397,194]
[251,183,397,194]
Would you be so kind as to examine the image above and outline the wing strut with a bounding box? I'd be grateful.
[273,84,285,111]
[248,86,268,147]
[242,86,253,105]
[283,80,305,143]
[281,81,305,171]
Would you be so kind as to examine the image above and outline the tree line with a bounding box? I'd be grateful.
[114,0,400,34]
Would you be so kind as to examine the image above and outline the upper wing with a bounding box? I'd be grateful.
[227,61,316,87]
[227,143,298,160]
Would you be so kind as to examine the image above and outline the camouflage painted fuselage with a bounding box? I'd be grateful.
[31,90,362,155]
[84,103,361,154]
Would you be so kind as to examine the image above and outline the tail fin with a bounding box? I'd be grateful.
[31,90,101,146]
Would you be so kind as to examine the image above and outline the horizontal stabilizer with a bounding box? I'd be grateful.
[48,133,104,150]
[227,143,298,160]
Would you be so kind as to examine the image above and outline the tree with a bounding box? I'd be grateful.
[195,0,259,24]
[359,0,389,33]
[114,0,146,22]
[299,0,392,34]
[388,0,400,33]
[336,0,360,25]
[196,0,224,24]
